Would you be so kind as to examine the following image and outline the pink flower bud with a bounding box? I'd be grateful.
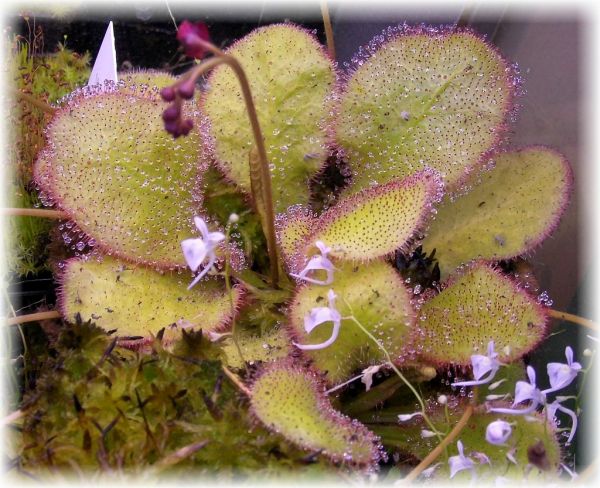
[177,20,210,59]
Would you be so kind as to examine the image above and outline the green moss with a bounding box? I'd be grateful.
[14,321,334,478]
[6,38,90,276]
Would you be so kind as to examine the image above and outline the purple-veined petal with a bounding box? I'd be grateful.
[420,462,442,479]
[291,241,335,285]
[526,365,537,385]
[315,240,331,256]
[207,231,226,247]
[547,400,578,444]
[513,380,538,405]
[472,451,491,465]
[290,255,335,285]
[451,340,500,387]
[398,412,422,422]
[506,448,518,465]
[181,238,208,272]
[471,354,494,381]
[490,402,540,416]
[485,420,512,445]
[304,306,336,334]
[543,347,582,394]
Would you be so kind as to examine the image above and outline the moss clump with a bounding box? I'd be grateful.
[13,321,332,479]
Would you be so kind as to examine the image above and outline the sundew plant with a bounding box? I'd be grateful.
[3,6,596,485]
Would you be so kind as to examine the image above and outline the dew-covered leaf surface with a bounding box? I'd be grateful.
[336,27,515,194]
[297,171,442,264]
[422,147,573,276]
[59,256,241,338]
[288,260,414,384]
[250,360,383,467]
[34,85,204,269]
[202,24,337,213]
[416,264,547,365]
[119,69,178,97]
[275,204,315,270]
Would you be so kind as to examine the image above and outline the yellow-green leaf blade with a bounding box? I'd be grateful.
[203,24,337,213]
[337,27,515,194]
[303,171,442,262]
[417,264,547,365]
[288,260,415,384]
[59,256,241,338]
[34,87,204,268]
[422,147,573,276]
[250,361,383,467]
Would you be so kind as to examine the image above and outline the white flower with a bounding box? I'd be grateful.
[452,341,501,387]
[361,365,382,391]
[490,366,546,416]
[542,346,582,395]
[448,440,476,479]
[293,289,342,350]
[398,412,422,422]
[485,420,512,445]
[181,216,225,289]
[290,241,335,285]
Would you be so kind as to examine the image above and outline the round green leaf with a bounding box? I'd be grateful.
[336,27,515,193]
[34,86,205,269]
[417,263,547,365]
[422,147,573,276]
[202,24,337,213]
